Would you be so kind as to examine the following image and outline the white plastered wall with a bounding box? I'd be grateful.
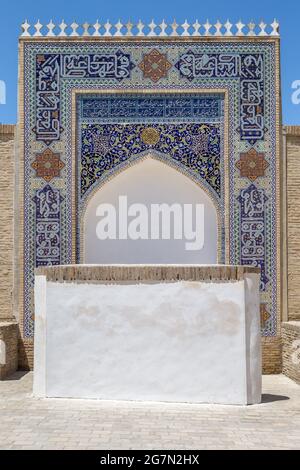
[83,157,219,264]
[33,273,261,404]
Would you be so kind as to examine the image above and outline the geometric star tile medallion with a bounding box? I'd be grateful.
[31,148,65,182]
[138,49,172,82]
[235,148,269,181]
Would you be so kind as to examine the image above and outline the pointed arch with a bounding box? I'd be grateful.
[79,152,222,264]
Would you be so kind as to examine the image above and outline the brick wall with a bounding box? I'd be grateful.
[0,125,15,321]
[285,127,300,321]
[282,126,300,383]
[0,125,18,378]
[282,322,300,384]
[262,338,282,374]
[0,322,18,379]
[18,338,33,370]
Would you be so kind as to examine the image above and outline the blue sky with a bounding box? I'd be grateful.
[0,0,299,124]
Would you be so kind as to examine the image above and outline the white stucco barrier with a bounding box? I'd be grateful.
[33,265,261,405]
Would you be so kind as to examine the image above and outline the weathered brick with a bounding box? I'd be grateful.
[0,125,15,322]
[0,322,18,379]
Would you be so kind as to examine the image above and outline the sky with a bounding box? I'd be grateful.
[0,0,299,124]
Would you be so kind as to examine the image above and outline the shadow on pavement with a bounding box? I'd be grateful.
[261,393,290,403]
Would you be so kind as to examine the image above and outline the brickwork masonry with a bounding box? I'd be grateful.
[0,125,18,379]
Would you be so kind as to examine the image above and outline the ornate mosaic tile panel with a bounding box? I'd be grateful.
[78,94,223,198]
[175,52,265,142]
[80,122,221,197]
[77,93,224,259]
[237,184,269,291]
[33,185,63,267]
[22,39,279,339]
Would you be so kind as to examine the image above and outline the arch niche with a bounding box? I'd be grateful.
[81,155,221,264]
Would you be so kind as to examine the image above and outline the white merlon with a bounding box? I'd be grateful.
[20,19,280,38]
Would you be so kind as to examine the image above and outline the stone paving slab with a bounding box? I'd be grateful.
[0,373,299,450]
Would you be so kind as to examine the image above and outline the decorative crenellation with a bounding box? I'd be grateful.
[20,19,280,38]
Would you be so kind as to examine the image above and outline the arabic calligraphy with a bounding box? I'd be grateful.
[33,184,63,266]
[238,184,269,291]
[34,51,134,143]
[176,52,264,142]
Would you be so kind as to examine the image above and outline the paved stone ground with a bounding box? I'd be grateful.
[0,372,299,450]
